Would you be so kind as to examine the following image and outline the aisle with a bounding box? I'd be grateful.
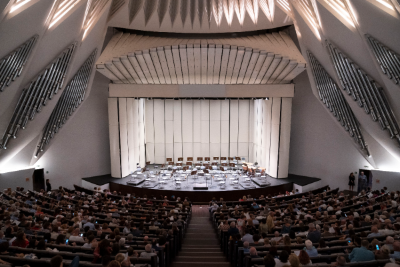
[171,205,230,267]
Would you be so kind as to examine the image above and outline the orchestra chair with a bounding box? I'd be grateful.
[186,161,192,167]
[178,157,183,162]
[168,161,174,166]
[221,157,227,164]
[187,157,193,161]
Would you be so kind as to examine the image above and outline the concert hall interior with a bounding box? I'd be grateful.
[1,1,400,267]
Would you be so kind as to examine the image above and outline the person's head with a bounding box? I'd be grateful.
[249,247,257,256]
[288,253,301,267]
[145,244,152,252]
[50,255,63,267]
[296,236,303,244]
[279,250,289,263]
[115,253,125,264]
[298,250,310,265]
[336,255,346,266]
[56,234,66,245]
[243,241,249,249]
[371,239,380,250]
[361,172,364,175]
[380,245,390,256]
[371,226,378,233]
[361,239,369,248]
[263,253,276,267]
[283,235,291,246]
[274,231,279,237]
[305,240,313,250]
[386,236,394,245]
[230,222,235,228]
[308,223,315,231]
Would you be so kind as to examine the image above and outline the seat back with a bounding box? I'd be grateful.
[213,157,219,160]
[187,157,193,161]
[166,157,172,162]
[186,161,192,166]
[197,157,203,161]
[205,157,210,161]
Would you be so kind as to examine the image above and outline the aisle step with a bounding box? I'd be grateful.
[174,256,228,263]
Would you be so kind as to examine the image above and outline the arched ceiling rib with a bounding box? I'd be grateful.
[95,31,306,85]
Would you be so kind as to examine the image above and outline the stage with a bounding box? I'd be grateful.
[82,165,321,202]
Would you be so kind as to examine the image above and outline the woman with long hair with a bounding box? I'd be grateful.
[12,231,29,248]
[348,173,355,191]
[266,214,275,233]
[298,250,312,265]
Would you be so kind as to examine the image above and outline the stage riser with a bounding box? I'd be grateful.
[108,182,293,202]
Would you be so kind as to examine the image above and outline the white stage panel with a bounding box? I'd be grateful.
[210,120,221,143]
[238,100,250,142]
[139,144,145,167]
[230,100,239,142]
[126,99,136,172]
[229,142,238,157]
[201,143,210,156]
[165,143,174,159]
[120,148,130,177]
[154,143,165,164]
[193,100,201,143]
[220,99,229,121]
[165,99,174,121]
[210,143,220,159]
[153,99,164,121]
[145,100,154,143]
[201,100,209,121]
[201,120,209,143]
[183,143,193,161]
[220,120,229,144]
[193,142,201,159]
[182,100,193,143]
[173,100,182,143]
[220,143,229,158]
[209,100,221,121]
[165,123,174,144]
[146,143,155,164]
[174,142,183,162]
[108,98,121,178]
[263,100,272,173]
[278,98,292,178]
[109,125,121,178]
[238,142,249,159]
[269,97,281,178]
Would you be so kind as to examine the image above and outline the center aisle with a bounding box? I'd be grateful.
[171,205,230,267]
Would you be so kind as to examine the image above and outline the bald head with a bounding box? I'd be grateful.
[145,244,152,252]
[243,241,249,248]
[249,247,257,256]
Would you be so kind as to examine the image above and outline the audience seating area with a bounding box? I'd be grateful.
[0,185,192,267]
[210,186,400,267]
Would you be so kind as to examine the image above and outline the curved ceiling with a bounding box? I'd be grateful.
[108,0,294,33]
[96,31,306,84]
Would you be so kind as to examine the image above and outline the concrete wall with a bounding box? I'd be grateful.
[0,1,111,189]
[0,168,35,191]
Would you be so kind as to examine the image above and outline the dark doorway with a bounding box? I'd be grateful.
[32,169,45,192]
[357,169,373,193]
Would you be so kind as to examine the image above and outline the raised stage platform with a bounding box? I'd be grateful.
[82,165,321,202]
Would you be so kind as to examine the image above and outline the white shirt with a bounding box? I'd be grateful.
[274,259,291,267]
[69,235,84,242]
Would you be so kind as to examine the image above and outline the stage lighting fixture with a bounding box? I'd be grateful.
[265,97,269,100]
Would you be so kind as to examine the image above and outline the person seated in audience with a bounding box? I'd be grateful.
[322,225,333,237]
[94,239,112,263]
[0,231,6,244]
[375,245,390,260]
[298,250,312,266]
[386,236,395,251]
[83,235,97,249]
[243,241,250,253]
[274,250,290,267]
[348,239,375,262]
[281,218,292,234]
[140,244,158,262]
[126,247,139,258]
[242,228,254,243]
[227,222,239,238]
[390,242,400,259]
[69,228,84,243]
[288,253,301,267]
[251,214,259,225]
[115,253,130,267]
[253,234,262,245]
[271,231,282,244]
[263,238,270,247]
[83,218,96,231]
[303,239,318,257]
[111,243,120,255]
[367,226,381,238]
[264,253,276,267]
[249,247,261,258]
[307,223,321,243]
[219,220,230,231]
[12,230,29,248]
